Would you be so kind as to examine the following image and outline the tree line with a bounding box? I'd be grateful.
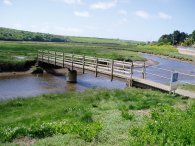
[158,30,195,46]
[0,27,68,42]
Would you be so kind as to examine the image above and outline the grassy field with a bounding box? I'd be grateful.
[0,41,194,72]
[178,84,195,92]
[66,36,142,45]
[0,88,194,145]
[0,41,144,61]
[122,44,195,61]
[0,41,144,71]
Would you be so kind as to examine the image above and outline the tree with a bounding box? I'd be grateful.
[179,32,188,43]
[172,30,180,45]
[158,34,172,44]
[182,36,193,46]
[158,30,188,45]
[192,30,195,41]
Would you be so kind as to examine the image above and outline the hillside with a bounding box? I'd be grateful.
[0,27,66,42]
[0,27,143,45]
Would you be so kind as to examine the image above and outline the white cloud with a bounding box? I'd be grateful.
[158,12,172,20]
[3,0,12,5]
[90,0,117,10]
[74,11,90,17]
[134,10,149,19]
[63,0,82,5]
[119,10,127,16]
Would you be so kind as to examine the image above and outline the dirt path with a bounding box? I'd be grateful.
[177,47,195,57]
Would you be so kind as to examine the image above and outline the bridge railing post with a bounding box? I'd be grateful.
[129,62,133,87]
[55,51,56,66]
[82,55,85,74]
[37,50,39,61]
[63,52,65,68]
[95,57,98,77]
[47,50,49,63]
[142,61,146,79]
[71,53,74,70]
[123,60,125,70]
[111,59,114,81]
[42,50,43,62]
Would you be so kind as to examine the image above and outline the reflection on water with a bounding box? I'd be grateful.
[0,73,126,100]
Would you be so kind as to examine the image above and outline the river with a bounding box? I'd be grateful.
[0,54,195,100]
[143,54,195,85]
[0,73,126,100]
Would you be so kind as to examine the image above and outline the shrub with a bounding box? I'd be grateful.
[0,121,102,142]
[121,110,135,120]
[129,104,195,145]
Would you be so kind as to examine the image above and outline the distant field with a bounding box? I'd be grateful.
[66,36,142,45]
[0,27,143,45]
[0,41,144,62]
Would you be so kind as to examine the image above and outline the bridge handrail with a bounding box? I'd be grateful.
[37,50,195,86]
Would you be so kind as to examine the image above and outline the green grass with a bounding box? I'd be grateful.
[0,41,143,71]
[66,36,142,45]
[122,44,195,62]
[0,41,194,72]
[0,88,194,145]
[178,84,195,92]
[128,104,195,145]
[0,41,143,61]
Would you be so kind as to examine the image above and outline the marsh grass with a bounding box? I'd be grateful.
[1,41,194,72]
[0,41,144,71]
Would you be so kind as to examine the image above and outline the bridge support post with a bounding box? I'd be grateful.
[67,69,77,83]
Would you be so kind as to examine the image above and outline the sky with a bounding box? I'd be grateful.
[0,0,195,41]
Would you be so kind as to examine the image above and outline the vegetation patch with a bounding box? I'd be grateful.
[0,88,194,145]
[0,59,36,72]
[178,84,195,92]
[0,121,102,142]
[129,104,195,145]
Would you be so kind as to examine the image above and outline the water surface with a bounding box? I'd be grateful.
[143,54,195,85]
[0,73,126,100]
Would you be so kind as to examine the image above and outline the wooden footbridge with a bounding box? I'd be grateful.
[37,50,195,98]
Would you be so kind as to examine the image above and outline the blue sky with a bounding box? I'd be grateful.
[0,0,195,41]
